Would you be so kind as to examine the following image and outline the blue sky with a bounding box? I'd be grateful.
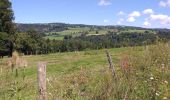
[11,0,170,28]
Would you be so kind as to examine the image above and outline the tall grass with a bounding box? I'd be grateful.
[42,42,169,100]
[92,42,170,100]
[0,43,169,100]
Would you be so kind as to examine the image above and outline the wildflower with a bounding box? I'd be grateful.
[156,91,161,96]
[49,93,52,95]
[156,92,160,96]
[163,97,167,99]
[164,80,168,84]
[150,77,154,80]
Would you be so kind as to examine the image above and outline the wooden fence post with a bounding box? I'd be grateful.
[38,62,46,100]
[105,50,117,77]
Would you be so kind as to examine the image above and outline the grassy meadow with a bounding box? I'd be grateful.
[44,27,153,40]
[0,43,170,100]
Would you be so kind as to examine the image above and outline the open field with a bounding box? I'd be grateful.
[0,47,129,99]
[45,27,153,40]
[0,43,169,100]
[44,35,64,40]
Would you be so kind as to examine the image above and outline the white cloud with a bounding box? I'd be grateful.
[159,1,167,7]
[117,18,124,24]
[150,14,168,20]
[118,11,125,16]
[129,11,141,17]
[104,19,109,23]
[98,0,112,6]
[125,11,140,23]
[150,14,170,24]
[127,17,135,22]
[143,21,151,26]
[159,0,170,7]
[143,9,154,15]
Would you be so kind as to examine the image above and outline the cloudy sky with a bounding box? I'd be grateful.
[11,0,170,28]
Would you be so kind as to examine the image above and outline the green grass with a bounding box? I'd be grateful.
[0,44,169,100]
[45,27,153,40]
[45,27,90,40]
[44,35,64,40]
[0,47,130,99]
[120,29,154,33]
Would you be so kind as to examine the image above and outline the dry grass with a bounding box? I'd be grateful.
[0,43,169,100]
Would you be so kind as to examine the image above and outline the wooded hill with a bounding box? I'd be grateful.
[16,23,170,34]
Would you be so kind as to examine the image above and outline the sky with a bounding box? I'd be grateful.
[11,0,170,28]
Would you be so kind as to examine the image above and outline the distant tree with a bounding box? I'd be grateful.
[27,29,43,40]
[15,32,32,54]
[107,31,112,34]
[90,27,94,31]
[145,30,149,33]
[85,31,89,35]
[0,32,8,56]
[26,29,45,54]
[96,31,99,34]
[64,35,72,40]
[0,0,16,56]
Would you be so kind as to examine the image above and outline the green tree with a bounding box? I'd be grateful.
[0,32,8,53]
[0,0,15,56]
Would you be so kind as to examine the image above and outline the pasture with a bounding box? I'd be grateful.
[0,44,169,100]
[44,27,152,40]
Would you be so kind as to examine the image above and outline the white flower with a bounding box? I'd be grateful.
[150,77,154,80]
[156,92,160,96]
[49,93,52,95]
[164,80,168,84]
[163,97,167,99]
[156,91,161,96]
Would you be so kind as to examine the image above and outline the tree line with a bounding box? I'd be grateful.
[13,30,170,55]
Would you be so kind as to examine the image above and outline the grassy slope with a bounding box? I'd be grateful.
[45,27,90,40]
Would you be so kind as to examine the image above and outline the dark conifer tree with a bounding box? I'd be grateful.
[0,0,15,56]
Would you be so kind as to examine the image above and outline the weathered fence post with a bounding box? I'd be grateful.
[38,62,46,100]
[105,50,117,77]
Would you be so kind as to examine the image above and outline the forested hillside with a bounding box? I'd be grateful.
[1,21,170,56]
[13,23,170,55]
